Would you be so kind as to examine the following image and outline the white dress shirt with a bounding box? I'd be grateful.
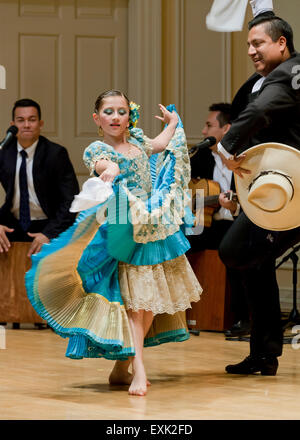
[211,151,234,221]
[11,140,47,220]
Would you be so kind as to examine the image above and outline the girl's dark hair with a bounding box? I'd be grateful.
[94,89,130,113]
[248,15,295,54]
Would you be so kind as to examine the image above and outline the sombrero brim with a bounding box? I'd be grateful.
[234,142,300,231]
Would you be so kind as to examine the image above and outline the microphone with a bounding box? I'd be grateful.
[0,126,18,150]
[188,136,216,155]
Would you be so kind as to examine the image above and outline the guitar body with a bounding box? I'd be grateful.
[189,178,221,227]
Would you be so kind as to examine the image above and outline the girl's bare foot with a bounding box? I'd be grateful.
[109,370,133,385]
[109,360,151,387]
[128,365,147,396]
[109,370,151,387]
[109,360,132,385]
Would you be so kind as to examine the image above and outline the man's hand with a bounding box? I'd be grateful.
[27,232,50,257]
[220,152,251,177]
[219,192,238,215]
[0,225,14,252]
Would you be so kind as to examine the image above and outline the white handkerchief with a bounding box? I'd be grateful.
[206,0,248,32]
[206,0,273,32]
[70,177,113,212]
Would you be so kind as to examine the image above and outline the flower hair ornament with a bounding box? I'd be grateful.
[129,101,140,129]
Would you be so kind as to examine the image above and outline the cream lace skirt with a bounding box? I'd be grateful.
[118,254,202,315]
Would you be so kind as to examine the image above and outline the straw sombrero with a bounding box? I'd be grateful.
[234,142,300,231]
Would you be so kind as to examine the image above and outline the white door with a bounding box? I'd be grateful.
[0,0,128,182]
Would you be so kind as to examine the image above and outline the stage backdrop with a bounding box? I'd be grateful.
[0,0,299,311]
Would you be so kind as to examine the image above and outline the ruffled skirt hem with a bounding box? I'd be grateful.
[25,203,202,360]
[119,254,202,315]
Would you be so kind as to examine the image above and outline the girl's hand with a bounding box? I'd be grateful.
[99,162,120,182]
[155,104,178,127]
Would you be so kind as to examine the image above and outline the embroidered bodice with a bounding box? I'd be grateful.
[83,128,153,194]
[83,126,191,244]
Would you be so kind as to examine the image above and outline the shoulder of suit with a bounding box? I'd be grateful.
[276,52,300,71]
[263,53,300,83]
[38,135,68,152]
[0,138,17,158]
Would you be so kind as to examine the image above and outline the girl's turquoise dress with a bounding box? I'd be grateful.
[25,111,202,360]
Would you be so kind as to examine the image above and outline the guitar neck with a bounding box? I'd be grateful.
[193,192,238,210]
[204,195,219,206]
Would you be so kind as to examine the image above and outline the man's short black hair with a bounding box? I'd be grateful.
[209,103,232,127]
[248,15,295,54]
[12,98,41,120]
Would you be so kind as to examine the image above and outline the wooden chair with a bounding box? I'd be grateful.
[0,242,45,324]
[186,249,234,332]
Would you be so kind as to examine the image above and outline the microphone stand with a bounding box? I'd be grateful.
[275,244,300,343]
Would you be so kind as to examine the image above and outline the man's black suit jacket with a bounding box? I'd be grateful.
[222,52,300,154]
[0,135,79,239]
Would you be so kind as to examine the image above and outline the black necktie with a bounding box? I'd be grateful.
[19,149,31,231]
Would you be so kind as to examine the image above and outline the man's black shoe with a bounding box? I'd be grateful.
[224,320,251,338]
[225,355,278,375]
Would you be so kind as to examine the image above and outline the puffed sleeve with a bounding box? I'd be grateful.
[83,141,118,175]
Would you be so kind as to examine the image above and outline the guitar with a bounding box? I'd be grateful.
[188,178,238,227]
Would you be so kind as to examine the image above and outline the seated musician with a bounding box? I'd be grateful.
[0,99,79,257]
[188,103,250,337]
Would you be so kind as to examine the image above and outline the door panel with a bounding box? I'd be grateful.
[0,0,128,179]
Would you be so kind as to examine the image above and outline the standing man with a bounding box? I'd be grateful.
[189,103,250,337]
[218,14,300,375]
[0,98,79,257]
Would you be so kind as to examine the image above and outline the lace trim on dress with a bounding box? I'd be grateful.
[118,255,202,315]
[123,291,201,315]
[124,127,192,243]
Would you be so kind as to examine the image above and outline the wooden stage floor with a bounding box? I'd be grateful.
[1,327,300,420]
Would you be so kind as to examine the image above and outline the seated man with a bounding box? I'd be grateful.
[0,98,79,257]
[188,103,250,337]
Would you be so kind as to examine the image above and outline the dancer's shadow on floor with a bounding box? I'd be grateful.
[72,382,127,393]
[71,370,238,394]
